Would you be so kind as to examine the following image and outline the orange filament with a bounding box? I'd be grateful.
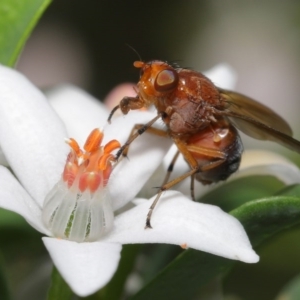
[63,162,79,188]
[103,164,112,185]
[98,153,115,170]
[62,128,120,193]
[79,172,102,193]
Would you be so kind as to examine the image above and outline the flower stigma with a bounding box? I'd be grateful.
[42,128,121,242]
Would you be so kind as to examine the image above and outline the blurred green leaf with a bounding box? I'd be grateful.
[0,208,33,230]
[47,267,72,300]
[99,245,141,300]
[0,253,11,300]
[0,0,51,66]
[130,195,300,300]
[277,184,300,197]
[201,175,285,211]
[233,196,300,246]
[140,244,181,283]
[275,274,300,300]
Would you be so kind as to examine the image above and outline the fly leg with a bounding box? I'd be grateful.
[190,173,195,201]
[121,123,170,159]
[107,96,145,123]
[161,150,180,185]
[115,114,168,160]
[145,138,226,228]
[145,167,200,229]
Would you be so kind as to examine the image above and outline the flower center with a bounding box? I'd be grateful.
[42,128,120,242]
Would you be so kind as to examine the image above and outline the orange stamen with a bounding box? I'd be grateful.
[63,162,79,188]
[84,128,104,153]
[62,128,120,193]
[66,138,82,157]
[79,172,102,193]
[104,140,121,153]
[66,150,76,164]
[98,153,115,170]
[103,164,113,186]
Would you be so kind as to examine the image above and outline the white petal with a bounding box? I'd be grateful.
[46,85,109,145]
[204,63,237,90]
[103,111,172,210]
[162,149,300,200]
[0,166,49,234]
[43,237,122,297]
[0,65,68,205]
[236,150,300,184]
[0,146,8,166]
[104,191,259,263]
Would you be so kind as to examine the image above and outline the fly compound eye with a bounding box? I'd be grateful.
[154,69,179,92]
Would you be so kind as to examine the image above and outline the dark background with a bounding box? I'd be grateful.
[16,1,300,156]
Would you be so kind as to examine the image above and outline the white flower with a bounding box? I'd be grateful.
[0,63,285,297]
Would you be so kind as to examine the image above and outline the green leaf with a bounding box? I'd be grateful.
[0,253,11,300]
[99,244,142,300]
[201,175,285,211]
[47,267,73,300]
[232,196,300,246]
[277,184,300,197]
[0,0,51,67]
[0,208,33,230]
[130,196,300,300]
[275,274,300,300]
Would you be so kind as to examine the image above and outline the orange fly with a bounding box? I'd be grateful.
[108,60,300,228]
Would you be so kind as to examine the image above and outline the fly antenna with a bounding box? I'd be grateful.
[125,44,142,61]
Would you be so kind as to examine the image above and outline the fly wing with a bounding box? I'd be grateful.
[216,89,300,152]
